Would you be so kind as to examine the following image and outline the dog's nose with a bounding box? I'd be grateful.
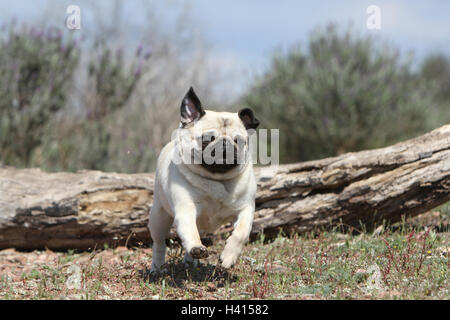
[222,138,235,153]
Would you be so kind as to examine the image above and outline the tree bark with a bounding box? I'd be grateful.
[0,125,449,250]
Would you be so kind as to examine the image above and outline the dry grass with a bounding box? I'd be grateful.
[0,209,448,300]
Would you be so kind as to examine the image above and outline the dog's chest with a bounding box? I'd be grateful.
[196,197,238,232]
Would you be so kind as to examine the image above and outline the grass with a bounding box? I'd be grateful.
[0,207,448,300]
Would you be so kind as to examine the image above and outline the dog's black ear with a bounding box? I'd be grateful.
[180,87,205,127]
[238,108,260,130]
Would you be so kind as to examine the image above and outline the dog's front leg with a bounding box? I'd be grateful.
[173,203,209,261]
[220,205,254,268]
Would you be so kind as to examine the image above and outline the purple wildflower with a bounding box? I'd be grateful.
[135,60,143,77]
[144,47,152,60]
[136,43,143,57]
[47,27,62,41]
[116,48,123,60]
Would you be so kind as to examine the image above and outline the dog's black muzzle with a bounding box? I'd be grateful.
[201,138,241,173]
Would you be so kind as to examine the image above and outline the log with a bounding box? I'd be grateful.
[0,125,449,250]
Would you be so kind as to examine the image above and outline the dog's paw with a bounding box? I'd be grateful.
[149,265,167,275]
[219,252,237,269]
[189,246,209,259]
[183,259,200,268]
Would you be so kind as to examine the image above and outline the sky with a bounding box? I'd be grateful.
[191,0,450,69]
[1,0,449,94]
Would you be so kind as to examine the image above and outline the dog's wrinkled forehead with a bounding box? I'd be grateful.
[191,111,246,135]
[180,87,260,135]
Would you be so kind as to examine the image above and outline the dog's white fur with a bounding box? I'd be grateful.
[148,109,257,271]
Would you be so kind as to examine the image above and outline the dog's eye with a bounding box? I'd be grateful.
[233,135,245,145]
[201,134,215,149]
[202,135,215,143]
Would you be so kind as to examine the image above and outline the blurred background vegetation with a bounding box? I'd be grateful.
[243,24,450,162]
[0,2,449,172]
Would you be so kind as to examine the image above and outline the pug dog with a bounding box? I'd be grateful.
[148,87,259,271]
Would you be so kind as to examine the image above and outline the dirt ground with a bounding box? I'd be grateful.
[0,210,448,300]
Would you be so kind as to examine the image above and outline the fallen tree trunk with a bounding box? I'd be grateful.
[0,125,449,250]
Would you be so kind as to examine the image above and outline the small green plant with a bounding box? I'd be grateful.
[249,258,273,299]
[378,228,437,284]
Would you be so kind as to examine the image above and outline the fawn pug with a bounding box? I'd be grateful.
[148,87,259,271]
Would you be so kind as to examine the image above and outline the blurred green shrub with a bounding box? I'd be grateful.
[37,41,149,172]
[420,54,450,123]
[0,23,79,166]
[85,41,145,121]
[1,19,448,173]
[242,24,441,163]
[0,17,214,174]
